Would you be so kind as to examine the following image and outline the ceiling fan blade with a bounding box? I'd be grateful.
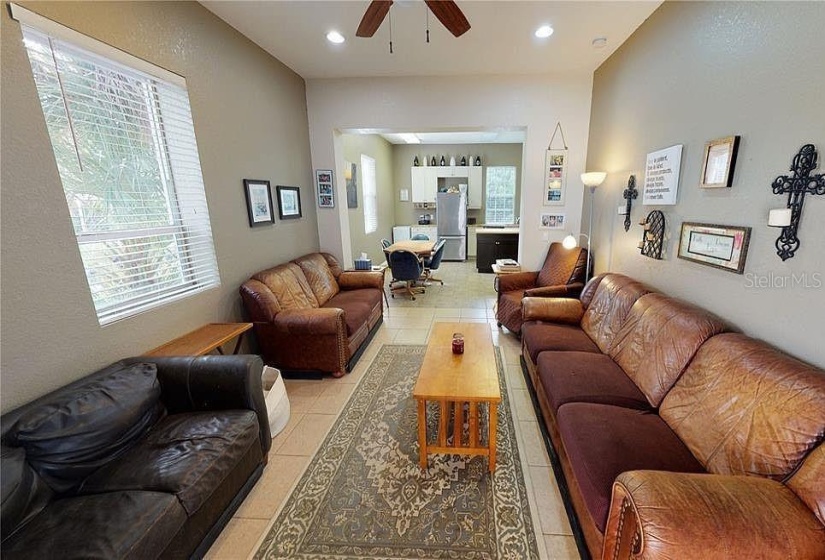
[424,0,471,37]
[356,0,393,37]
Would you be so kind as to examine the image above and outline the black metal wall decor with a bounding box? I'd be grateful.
[639,210,665,259]
[622,175,638,232]
[771,144,825,261]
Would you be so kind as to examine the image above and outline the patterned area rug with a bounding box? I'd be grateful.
[254,344,540,559]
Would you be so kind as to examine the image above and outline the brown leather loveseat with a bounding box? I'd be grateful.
[519,273,825,559]
[240,252,384,377]
[1,355,270,559]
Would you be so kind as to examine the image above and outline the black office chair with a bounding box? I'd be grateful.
[389,250,425,300]
[421,239,446,285]
[411,234,430,240]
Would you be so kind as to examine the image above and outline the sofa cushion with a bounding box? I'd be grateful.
[580,274,652,353]
[660,333,825,480]
[79,411,259,515]
[557,403,704,532]
[1,490,186,560]
[253,263,318,310]
[537,351,650,413]
[9,363,164,493]
[521,322,600,363]
[293,253,340,306]
[607,293,729,407]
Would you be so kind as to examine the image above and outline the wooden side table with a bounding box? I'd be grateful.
[145,322,253,357]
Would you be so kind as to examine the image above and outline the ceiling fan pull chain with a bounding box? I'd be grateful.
[426,9,430,43]
[389,8,394,54]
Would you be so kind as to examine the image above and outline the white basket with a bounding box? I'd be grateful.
[262,366,290,437]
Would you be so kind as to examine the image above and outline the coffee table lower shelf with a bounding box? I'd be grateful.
[416,398,498,473]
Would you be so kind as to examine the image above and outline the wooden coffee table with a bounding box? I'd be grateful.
[413,322,501,473]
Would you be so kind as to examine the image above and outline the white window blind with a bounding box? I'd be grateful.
[16,11,220,325]
[485,166,517,225]
[362,155,377,234]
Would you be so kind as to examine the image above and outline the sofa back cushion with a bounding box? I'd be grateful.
[253,262,318,311]
[607,294,730,407]
[7,363,164,493]
[580,274,652,352]
[660,333,825,480]
[292,253,340,306]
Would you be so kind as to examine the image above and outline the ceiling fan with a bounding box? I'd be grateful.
[356,0,471,39]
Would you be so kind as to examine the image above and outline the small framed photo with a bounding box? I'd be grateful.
[544,149,567,206]
[315,169,335,208]
[700,135,740,188]
[276,185,302,220]
[243,179,274,227]
[677,222,751,274]
[539,212,566,229]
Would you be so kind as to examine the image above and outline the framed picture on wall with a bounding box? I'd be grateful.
[243,179,274,227]
[315,169,334,208]
[539,212,566,229]
[699,135,740,188]
[276,185,302,220]
[544,149,567,206]
[677,222,751,274]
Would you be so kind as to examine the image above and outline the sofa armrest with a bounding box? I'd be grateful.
[272,308,344,335]
[604,470,825,560]
[522,297,584,325]
[523,282,584,298]
[494,271,538,293]
[240,279,280,323]
[126,355,271,455]
[338,270,384,291]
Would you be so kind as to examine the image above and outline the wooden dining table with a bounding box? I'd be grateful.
[387,239,436,256]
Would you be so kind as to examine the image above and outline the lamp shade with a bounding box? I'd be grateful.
[562,234,578,249]
[581,171,607,188]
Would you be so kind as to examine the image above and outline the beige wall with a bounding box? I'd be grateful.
[391,143,524,226]
[1,2,318,411]
[587,1,825,367]
[342,134,394,264]
[306,74,594,270]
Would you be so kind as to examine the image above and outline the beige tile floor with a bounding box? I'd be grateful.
[206,261,580,560]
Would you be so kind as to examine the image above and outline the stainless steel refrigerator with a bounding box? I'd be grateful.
[436,192,467,261]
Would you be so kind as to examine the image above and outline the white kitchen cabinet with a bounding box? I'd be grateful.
[410,225,438,240]
[467,167,483,209]
[411,167,437,203]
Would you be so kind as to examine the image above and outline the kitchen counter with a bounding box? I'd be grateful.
[477,227,520,235]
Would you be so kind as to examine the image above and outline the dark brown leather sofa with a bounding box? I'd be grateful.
[1,355,270,559]
[240,252,384,377]
[520,273,825,559]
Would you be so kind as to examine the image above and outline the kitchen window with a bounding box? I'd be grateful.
[362,154,377,234]
[485,166,517,225]
[15,4,220,325]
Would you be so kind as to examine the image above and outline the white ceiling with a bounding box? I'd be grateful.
[377,130,526,144]
[201,1,661,80]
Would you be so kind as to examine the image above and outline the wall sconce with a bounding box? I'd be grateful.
[638,210,665,259]
[770,144,825,261]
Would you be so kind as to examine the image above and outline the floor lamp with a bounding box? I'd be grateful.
[563,172,607,284]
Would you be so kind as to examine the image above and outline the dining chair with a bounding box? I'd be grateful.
[421,238,446,285]
[411,234,430,240]
[388,250,425,300]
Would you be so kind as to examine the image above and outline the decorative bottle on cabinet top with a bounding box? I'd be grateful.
[450,156,456,166]
[440,156,446,166]
[475,156,481,166]
[414,156,419,167]
[431,156,437,166]
[460,156,467,166]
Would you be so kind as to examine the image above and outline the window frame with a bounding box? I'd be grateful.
[484,165,517,225]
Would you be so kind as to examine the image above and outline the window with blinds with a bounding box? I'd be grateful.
[485,166,517,225]
[16,7,220,325]
[362,154,377,234]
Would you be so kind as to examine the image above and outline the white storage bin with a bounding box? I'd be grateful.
[262,366,290,437]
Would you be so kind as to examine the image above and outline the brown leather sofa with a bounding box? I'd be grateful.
[520,273,825,559]
[240,252,383,377]
[494,241,588,334]
[1,355,270,559]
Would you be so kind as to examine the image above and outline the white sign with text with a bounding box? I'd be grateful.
[643,145,683,205]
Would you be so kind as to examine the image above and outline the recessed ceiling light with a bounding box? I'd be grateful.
[535,25,554,39]
[326,31,345,44]
[592,37,608,49]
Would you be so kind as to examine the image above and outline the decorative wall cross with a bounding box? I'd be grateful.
[771,144,825,260]
[622,175,638,232]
